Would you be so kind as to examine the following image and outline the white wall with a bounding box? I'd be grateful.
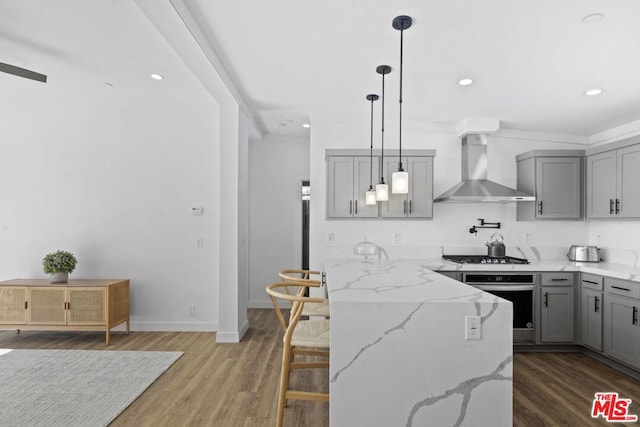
[309,116,591,268]
[248,134,310,307]
[0,90,220,331]
[589,222,640,250]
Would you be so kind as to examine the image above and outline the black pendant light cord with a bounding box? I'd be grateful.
[381,71,385,184]
[376,65,391,185]
[392,15,411,171]
[398,26,404,172]
[366,94,378,190]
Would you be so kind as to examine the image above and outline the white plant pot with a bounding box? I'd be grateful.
[49,272,69,283]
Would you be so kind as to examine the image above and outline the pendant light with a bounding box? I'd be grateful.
[365,93,379,205]
[375,64,391,202]
[391,15,412,195]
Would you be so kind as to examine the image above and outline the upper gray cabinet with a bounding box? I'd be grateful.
[516,150,584,221]
[327,156,379,218]
[326,149,435,220]
[587,140,640,219]
[381,157,434,218]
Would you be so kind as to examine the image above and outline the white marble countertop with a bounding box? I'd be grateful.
[324,258,503,303]
[424,258,640,282]
[324,257,512,426]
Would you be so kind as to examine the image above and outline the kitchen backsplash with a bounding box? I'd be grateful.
[600,248,640,266]
[325,244,640,267]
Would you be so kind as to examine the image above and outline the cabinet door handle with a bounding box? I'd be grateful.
[24,301,28,310]
[551,278,568,282]
[354,200,358,215]
[633,306,638,325]
[349,200,353,214]
[611,285,631,292]
[583,280,599,285]
[544,292,549,307]
[538,201,543,215]
[615,198,620,215]
[610,199,614,215]
[595,296,599,313]
[409,200,412,215]
[403,200,407,215]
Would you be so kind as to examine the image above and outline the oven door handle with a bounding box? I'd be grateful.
[470,284,534,292]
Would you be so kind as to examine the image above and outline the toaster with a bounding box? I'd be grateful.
[567,245,601,262]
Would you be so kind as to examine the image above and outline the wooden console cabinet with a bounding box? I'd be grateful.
[0,279,129,345]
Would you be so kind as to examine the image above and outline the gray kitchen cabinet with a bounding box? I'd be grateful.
[587,141,640,219]
[516,150,584,220]
[381,156,434,218]
[580,273,603,352]
[327,156,379,218]
[539,272,576,343]
[603,278,640,368]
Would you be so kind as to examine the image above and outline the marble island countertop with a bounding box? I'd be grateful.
[324,257,513,426]
[324,258,504,303]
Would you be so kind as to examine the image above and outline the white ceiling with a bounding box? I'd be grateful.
[3,1,640,140]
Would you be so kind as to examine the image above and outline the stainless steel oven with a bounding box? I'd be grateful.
[462,273,536,343]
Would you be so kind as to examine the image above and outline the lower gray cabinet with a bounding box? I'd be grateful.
[603,278,640,368]
[539,273,576,343]
[580,273,603,352]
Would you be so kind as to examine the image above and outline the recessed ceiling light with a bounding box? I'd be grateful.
[302,123,311,128]
[582,13,604,24]
[585,89,603,96]
[150,74,164,80]
[458,78,473,86]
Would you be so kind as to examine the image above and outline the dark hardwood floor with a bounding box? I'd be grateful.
[0,309,638,426]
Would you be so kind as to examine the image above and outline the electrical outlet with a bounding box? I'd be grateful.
[188,305,196,316]
[524,233,532,244]
[393,233,401,244]
[327,233,335,244]
[465,316,481,340]
[196,237,204,248]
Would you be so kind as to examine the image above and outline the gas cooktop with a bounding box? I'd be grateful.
[442,255,530,265]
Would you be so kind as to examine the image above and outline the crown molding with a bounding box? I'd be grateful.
[589,119,640,146]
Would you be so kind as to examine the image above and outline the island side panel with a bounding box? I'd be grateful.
[328,277,512,426]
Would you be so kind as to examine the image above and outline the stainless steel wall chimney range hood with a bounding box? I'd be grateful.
[434,134,535,203]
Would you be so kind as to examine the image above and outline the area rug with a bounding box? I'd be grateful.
[0,349,183,427]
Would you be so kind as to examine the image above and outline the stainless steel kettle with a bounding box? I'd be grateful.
[486,233,506,257]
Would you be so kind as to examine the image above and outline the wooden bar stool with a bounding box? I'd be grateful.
[266,281,329,427]
[278,269,330,318]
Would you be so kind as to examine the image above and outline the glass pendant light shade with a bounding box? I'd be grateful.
[365,187,377,205]
[392,170,409,194]
[376,183,389,201]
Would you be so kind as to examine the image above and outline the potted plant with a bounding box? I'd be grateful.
[43,250,77,283]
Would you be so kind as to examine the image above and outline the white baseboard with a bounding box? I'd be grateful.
[216,318,250,343]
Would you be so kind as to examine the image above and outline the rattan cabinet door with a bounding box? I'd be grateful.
[0,287,27,324]
[27,287,66,325]
[68,287,106,324]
